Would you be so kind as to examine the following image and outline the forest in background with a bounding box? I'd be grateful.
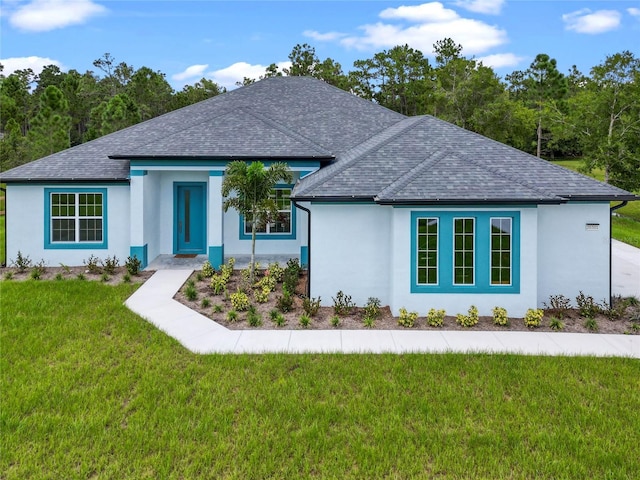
[1,39,638,191]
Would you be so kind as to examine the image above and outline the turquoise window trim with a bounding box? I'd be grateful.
[410,211,520,294]
[130,170,148,176]
[209,170,224,177]
[44,188,108,250]
[239,184,297,241]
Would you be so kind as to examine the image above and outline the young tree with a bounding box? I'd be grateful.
[27,85,71,160]
[221,161,293,282]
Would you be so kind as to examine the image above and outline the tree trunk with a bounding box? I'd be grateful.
[250,222,257,284]
[536,117,542,158]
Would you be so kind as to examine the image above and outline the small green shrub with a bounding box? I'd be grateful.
[201,260,215,278]
[524,308,544,328]
[200,298,211,308]
[30,260,46,280]
[210,274,227,295]
[196,272,204,282]
[122,273,131,283]
[302,296,321,317]
[100,273,110,282]
[76,273,86,281]
[398,307,418,328]
[267,262,285,283]
[185,284,198,301]
[247,311,262,327]
[269,309,280,321]
[456,305,479,328]
[227,310,238,322]
[54,273,64,281]
[364,297,381,320]
[257,275,277,292]
[84,254,102,274]
[101,255,119,275]
[330,315,340,327]
[254,287,270,304]
[549,317,564,331]
[283,260,301,294]
[299,314,311,328]
[230,290,250,311]
[30,268,42,280]
[59,263,71,274]
[576,291,601,319]
[584,317,599,332]
[4,271,14,280]
[125,255,142,276]
[332,290,355,316]
[272,312,286,327]
[492,306,509,326]
[426,308,445,327]
[213,304,224,313]
[544,294,572,319]
[11,251,32,272]
[276,292,294,313]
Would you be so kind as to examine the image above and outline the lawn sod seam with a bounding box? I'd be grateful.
[2,281,640,479]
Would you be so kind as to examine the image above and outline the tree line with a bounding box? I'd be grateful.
[1,40,638,190]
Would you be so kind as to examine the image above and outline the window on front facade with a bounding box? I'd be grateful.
[51,192,103,243]
[453,218,474,285]
[244,187,292,235]
[490,217,512,285]
[416,218,438,285]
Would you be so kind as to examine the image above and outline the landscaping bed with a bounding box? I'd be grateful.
[174,258,640,335]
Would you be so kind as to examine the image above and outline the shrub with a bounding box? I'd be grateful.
[100,273,110,282]
[11,251,32,272]
[398,307,418,328]
[30,260,46,280]
[59,263,72,274]
[363,316,376,328]
[456,305,479,328]
[230,291,250,311]
[220,263,234,282]
[302,296,321,317]
[426,308,445,327]
[247,311,262,327]
[272,312,286,327]
[4,271,13,280]
[257,275,277,292]
[200,298,211,308]
[549,317,564,331]
[254,287,270,304]
[122,273,131,283]
[196,272,204,282]
[584,317,599,332]
[201,260,215,278]
[299,314,311,328]
[101,255,119,275]
[54,273,64,281]
[492,307,509,326]
[184,284,198,301]
[210,274,227,295]
[524,308,544,328]
[213,304,224,313]
[227,310,238,322]
[364,297,381,320]
[267,262,285,283]
[125,255,142,276]
[332,290,355,316]
[544,294,572,319]
[276,291,294,313]
[576,291,601,319]
[83,254,102,274]
[269,309,280,321]
[76,273,86,281]
[330,315,340,328]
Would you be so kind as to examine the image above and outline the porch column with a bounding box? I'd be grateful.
[208,171,224,267]
[129,170,148,268]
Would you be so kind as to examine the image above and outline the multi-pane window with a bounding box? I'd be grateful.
[244,188,292,235]
[416,218,438,285]
[51,192,103,243]
[453,218,474,285]
[490,217,512,285]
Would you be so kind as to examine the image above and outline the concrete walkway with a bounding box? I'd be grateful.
[125,269,640,357]
[612,239,640,299]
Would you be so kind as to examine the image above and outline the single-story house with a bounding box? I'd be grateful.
[2,76,637,316]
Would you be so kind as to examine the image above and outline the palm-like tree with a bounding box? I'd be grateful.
[222,161,293,282]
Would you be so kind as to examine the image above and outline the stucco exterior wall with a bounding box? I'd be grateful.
[537,202,610,306]
[5,184,130,266]
[309,203,392,306]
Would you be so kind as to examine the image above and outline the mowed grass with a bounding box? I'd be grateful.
[554,159,640,247]
[2,281,639,479]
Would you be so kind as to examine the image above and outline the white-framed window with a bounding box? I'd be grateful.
[453,217,474,285]
[416,217,438,285]
[48,191,105,245]
[244,187,292,235]
[490,217,512,285]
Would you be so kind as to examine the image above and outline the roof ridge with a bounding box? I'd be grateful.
[460,151,560,200]
[294,116,425,195]
[239,107,333,157]
[376,149,453,200]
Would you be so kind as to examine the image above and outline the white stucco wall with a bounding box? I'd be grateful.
[310,204,392,306]
[537,202,611,306]
[5,184,130,267]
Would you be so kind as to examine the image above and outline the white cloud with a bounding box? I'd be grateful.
[628,7,640,18]
[379,3,459,22]
[172,64,209,82]
[206,61,291,89]
[562,9,621,34]
[454,0,505,15]
[303,30,346,42]
[0,56,63,76]
[10,0,107,32]
[476,52,523,69]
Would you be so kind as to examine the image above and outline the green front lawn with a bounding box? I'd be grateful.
[2,281,639,479]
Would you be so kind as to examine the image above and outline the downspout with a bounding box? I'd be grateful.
[1,187,5,267]
[609,201,628,307]
[292,200,311,297]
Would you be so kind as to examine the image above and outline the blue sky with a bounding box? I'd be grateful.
[1,0,639,90]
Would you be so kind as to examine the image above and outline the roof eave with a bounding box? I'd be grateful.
[374,198,565,206]
[1,178,130,184]
[109,154,335,161]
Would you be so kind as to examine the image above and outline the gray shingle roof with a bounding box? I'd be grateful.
[293,115,637,203]
[1,76,404,182]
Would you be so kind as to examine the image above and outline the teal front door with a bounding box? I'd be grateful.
[174,183,206,254]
